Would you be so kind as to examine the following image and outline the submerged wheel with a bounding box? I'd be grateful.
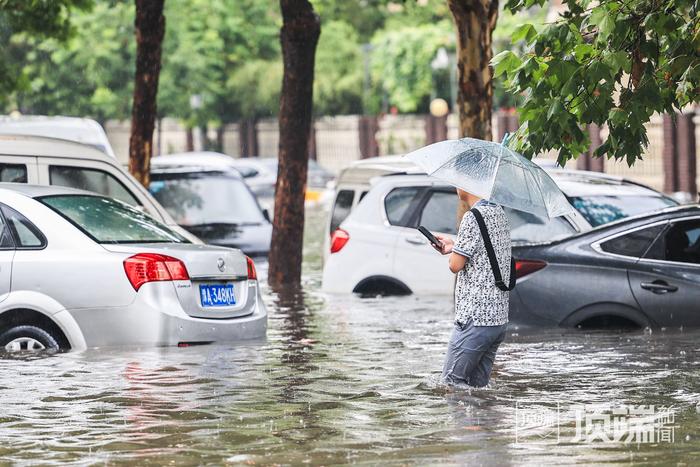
[0,325,60,352]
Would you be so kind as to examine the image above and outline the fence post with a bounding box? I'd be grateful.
[425,115,447,145]
[662,113,679,193]
[359,116,379,159]
[186,127,194,152]
[576,124,603,171]
[239,118,259,158]
[676,112,697,198]
[496,109,509,143]
[308,121,317,161]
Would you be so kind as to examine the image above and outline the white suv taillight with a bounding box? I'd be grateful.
[123,253,190,291]
[330,228,350,254]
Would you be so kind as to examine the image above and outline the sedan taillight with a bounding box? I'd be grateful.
[515,259,547,278]
[330,229,350,254]
[124,253,190,291]
[246,256,257,280]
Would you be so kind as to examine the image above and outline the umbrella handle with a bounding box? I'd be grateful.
[501,132,511,146]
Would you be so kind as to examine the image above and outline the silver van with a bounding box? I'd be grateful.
[0,134,198,242]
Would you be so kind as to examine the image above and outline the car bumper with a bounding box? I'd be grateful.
[63,282,267,349]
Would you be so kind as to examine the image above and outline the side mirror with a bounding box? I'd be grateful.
[262,209,271,222]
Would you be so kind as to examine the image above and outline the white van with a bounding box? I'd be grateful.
[0,115,117,158]
[0,134,198,241]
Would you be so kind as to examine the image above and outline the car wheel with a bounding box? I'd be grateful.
[0,325,60,352]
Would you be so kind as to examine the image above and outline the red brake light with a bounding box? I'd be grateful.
[330,229,350,254]
[515,259,547,278]
[124,253,190,291]
[246,256,257,280]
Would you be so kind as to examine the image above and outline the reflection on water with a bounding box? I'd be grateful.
[1,207,699,464]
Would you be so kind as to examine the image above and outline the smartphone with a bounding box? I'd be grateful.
[417,226,442,248]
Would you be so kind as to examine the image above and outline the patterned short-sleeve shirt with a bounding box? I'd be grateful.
[452,200,511,326]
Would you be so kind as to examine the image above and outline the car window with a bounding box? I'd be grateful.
[420,191,459,234]
[385,187,420,227]
[0,164,27,183]
[40,195,186,244]
[49,166,141,207]
[330,189,354,233]
[506,208,576,243]
[0,205,45,248]
[645,220,700,264]
[600,224,665,258]
[570,195,677,227]
[0,209,14,248]
[149,172,265,226]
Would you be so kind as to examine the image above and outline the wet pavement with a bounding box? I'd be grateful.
[1,208,700,465]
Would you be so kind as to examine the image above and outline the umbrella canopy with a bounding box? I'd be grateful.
[405,138,574,218]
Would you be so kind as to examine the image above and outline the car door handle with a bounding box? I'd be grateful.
[405,235,425,245]
[640,280,678,294]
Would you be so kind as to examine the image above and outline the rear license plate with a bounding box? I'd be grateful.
[199,284,236,307]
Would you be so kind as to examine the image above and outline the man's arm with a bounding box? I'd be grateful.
[448,252,467,273]
[434,234,468,274]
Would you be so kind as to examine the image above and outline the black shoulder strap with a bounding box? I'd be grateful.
[471,207,516,292]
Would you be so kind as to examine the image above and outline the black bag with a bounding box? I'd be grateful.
[471,207,516,292]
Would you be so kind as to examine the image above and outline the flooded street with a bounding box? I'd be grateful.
[1,208,700,465]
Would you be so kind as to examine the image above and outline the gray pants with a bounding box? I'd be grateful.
[441,319,508,388]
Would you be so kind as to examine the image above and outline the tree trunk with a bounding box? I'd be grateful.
[448,0,498,218]
[268,0,320,288]
[128,0,165,187]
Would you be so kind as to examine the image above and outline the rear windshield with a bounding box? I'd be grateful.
[149,172,265,226]
[39,195,187,244]
[570,195,677,227]
[506,208,577,244]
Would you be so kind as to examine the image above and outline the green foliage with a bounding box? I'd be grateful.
[227,59,282,119]
[0,0,93,39]
[5,0,475,121]
[159,0,280,125]
[370,22,452,113]
[498,0,700,165]
[13,1,133,121]
[0,0,93,108]
[314,20,363,115]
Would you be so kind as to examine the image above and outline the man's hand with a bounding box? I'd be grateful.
[433,234,453,255]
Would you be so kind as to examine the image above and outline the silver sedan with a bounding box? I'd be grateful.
[0,184,267,352]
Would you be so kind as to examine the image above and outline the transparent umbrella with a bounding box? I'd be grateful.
[405,137,574,218]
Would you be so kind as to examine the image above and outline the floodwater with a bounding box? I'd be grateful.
[1,208,700,465]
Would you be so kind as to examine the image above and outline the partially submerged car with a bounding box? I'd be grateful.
[509,204,700,329]
[150,154,273,257]
[0,184,266,351]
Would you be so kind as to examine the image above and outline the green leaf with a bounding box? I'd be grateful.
[598,11,616,42]
[547,99,565,120]
[511,23,537,44]
[603,51,630,73]
[491,50,522,77]
[573,44,595,61]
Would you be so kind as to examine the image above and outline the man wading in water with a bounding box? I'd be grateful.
[432,189,512,388]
